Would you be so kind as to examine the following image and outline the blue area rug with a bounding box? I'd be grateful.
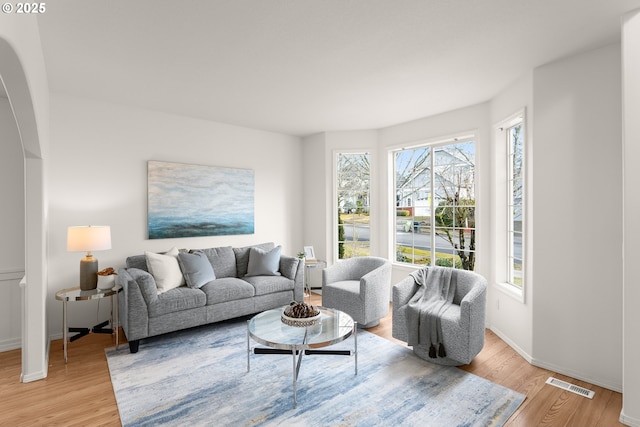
[106,318,525,426]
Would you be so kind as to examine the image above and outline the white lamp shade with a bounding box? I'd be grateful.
[67,226,112,252]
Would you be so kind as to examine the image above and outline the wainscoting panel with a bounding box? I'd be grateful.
[0,268,24,352]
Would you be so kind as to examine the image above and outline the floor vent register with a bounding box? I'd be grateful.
[545,377,595,399]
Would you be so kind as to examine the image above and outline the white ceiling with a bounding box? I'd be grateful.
[36,0,640,136]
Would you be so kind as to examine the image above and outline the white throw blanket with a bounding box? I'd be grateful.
[406,267,457,359]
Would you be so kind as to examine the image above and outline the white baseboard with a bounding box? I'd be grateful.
[620,410,640,427]
[489,325,622,393]
[49,332,63,341]
[489,325,533,364]
[19,340,50,383]
[0,337,21,352]
[530,357,622,393]
[21,369,47,382]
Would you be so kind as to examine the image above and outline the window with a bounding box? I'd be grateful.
[336,152,370,259]
[506,117,524,288]
[393,137,476,270]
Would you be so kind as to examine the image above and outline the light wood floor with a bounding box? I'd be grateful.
[0,293,623,426]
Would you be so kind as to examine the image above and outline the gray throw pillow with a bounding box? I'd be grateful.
[245,245,282,277]
[234,242,274,277]
[177,250,216,288]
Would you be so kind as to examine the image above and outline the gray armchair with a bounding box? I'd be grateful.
[322,256,392,328]
[393,267,487,366]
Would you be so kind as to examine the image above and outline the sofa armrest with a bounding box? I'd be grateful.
[392,275,417,341]
[279,255,303,301]
[392,275,418,308]
[459,278,487,329]
[360,262,391,292]
[117,268,156,342]
[293,258,304,302]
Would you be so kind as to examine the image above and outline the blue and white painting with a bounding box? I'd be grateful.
[147,161,254,239]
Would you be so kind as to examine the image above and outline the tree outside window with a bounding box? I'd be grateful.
[508,121,524,288]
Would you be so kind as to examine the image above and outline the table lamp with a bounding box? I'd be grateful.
[67,225,112,290]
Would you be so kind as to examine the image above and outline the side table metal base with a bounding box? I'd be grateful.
[68,320,115,343]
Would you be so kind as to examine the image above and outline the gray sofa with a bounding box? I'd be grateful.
[117,242,303,352]
[392,267,487,366]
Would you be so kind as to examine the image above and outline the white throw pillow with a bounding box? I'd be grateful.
[145,247,186,293]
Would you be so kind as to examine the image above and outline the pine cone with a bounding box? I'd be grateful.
[285,301,319,318]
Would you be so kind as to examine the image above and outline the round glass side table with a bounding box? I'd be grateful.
[55,285,121,363]
[303,259,326,302]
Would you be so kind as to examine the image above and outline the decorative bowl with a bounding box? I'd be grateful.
[281,311,322,327]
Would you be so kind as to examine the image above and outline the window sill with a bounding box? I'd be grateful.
[494,282,525,304]
[392,262,421,273]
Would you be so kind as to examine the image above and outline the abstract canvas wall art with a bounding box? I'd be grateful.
[147,161,254,239]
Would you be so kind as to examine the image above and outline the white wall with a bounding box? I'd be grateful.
[302,132,328,272]
[0,13,50,382]
[489,72,534,359]
[621,9,640,426]
[0,98,25,351]
[46,94,303,337]
[300,44,626,395]
[532,44,623,391]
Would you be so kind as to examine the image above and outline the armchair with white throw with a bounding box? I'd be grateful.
[322,256,392,328]
[392,266,487,366]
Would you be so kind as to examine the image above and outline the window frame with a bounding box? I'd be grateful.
[333,150,372,262]
[495,110,526,303]
[391,134,477,271]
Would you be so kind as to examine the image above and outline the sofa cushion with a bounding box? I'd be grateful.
[177,250,216,289]
[147,286,206,317]
[200,246,236,278]
[200,277,256,304]
[243,275,295,296]
[246,245,282,277]
[145,247,186,293]
[233,242,274,278]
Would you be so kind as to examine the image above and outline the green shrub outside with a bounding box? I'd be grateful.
[396,245,462,268]
[435,257,463,269]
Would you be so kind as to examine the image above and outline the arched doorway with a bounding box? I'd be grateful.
[0,37,48,382]
[0,79,25,353]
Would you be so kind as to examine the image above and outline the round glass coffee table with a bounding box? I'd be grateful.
[247,306,357,407]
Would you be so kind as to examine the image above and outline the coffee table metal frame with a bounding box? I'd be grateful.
[247,306,357,407]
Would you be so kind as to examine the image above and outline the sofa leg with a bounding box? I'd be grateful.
[129,340,140,353]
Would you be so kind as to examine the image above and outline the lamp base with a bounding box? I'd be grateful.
[79,256,98,290]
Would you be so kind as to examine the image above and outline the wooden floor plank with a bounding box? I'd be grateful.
[0,294,623,426]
